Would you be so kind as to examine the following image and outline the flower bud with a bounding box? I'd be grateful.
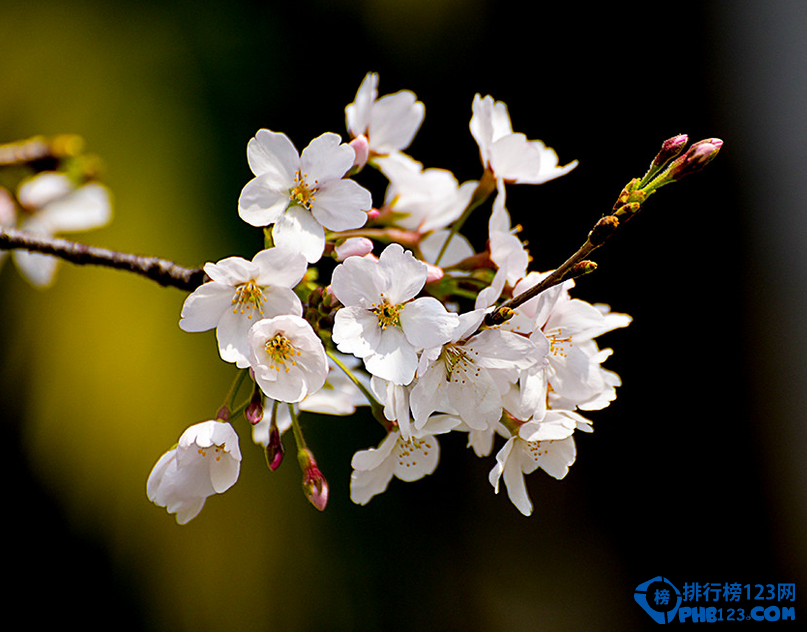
[666,138,723,181]
[570,260,598,278]
[588,215,620,246]
[650,134,688,171]
[335,237,374,261]
[348,134,370,172]
[424,262,444,283]
[245,384,263,425]
[299,448,328,511]
[265,423,285,471]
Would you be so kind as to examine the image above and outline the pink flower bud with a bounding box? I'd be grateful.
[349,134,370,171]
[424,263,444,283]
[299,449,328,511]
[265,424,284,471]
[335,237,374,261]
[668,138,723,181]
[650,134,688,169]
[244,386,263,425]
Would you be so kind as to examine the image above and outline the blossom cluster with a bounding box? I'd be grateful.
[146,72,631,523]
[0,137,112,287]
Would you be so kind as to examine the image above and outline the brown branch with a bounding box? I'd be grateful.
[0,227,207,291]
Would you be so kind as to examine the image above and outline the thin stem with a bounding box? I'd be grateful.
[289,403,307,451]
[0,227,206,291]
[224,369,249,411]
[434,172,496,266]
[325,348,391,430]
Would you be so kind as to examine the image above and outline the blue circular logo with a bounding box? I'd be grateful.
[635,576,682,624]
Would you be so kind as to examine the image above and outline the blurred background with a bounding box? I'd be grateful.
[1,0,803,629]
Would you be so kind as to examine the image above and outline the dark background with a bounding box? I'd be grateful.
[1,1,803,630]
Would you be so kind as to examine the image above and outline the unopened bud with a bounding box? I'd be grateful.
[299,448,328,511]
[349,134,370,172]
[570,260,598,278]
[245,385,263,425]
[667,138,723,181]
[588,215,620,246]
[425,263,444,283]
[650,134,688,170]
[265,424,284,471]
[335,237,374,261]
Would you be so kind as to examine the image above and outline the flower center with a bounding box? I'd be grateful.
[547,328,572,357]
[441,343,481,385]
[289,171,318,209]
[264,334,302,373]
[395,436,434,469]
[232,279,267,319]
[197,444,226,462]
[371,296,402,330]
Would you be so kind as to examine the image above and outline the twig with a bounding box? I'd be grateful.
[0,227,206,291]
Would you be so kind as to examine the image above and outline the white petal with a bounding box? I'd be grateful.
[37,183,112,233]
[271,206,326,263]
[311,178,371,231]
[238,174,291,227]
[179,282,235,332]
[400,297,458,349]
[330,255,385,306]
[419,230,474,266]
[12,247,59,287]
[393,433,439,481]
[363,326,418,385]
[376,243,426,303]
[247,129,299,179]
[299,132,354,184]
[253,247,308,288]
[368,91,425,154]
[345,72,378,138]
[502,447,534,516]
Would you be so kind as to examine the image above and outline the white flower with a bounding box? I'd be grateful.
[370,375,415,440]
[147,420,241,524]
[247,314,329,403]
[179,247,307,368]
[411,309,545,432]
[488,179,529,286]
[508,274,631,413]
[345,72,425,156]
[470,94,577,187]
[252,352,372,447]
[331,243,459,385]
[489,411,589,516]
[9,173,112,287]
[238,130,372,263]
[374,152,477,233]
[349,414,459,505]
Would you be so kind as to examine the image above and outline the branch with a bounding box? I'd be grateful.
[0,227,206,291]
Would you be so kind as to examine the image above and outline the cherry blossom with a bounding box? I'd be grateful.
[330,243,459,385]
[238,130,372,262]
[470,94,577,188]
[411,309,546,432]
[179,247,307,368]
[9,173,112,287]
[345,72,425,156]
[147,420,242,524]
[247,314,329,403]
[349,414,459,505]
